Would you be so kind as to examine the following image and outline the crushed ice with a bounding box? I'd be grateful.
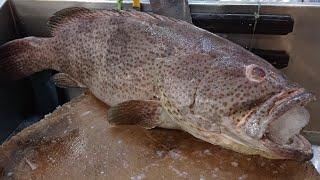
[131,173,146,180]
[211,167,219,178]
[156,150,165,157]
[168,150,183,160]
[80,111,92,117]
[44,113,52,118]
[169,165,188,178]
[25,158,38,170]
[238,174,248,180]
[231,162,239,167]
[203,149,212,155]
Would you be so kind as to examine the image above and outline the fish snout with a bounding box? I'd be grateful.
[239,88,316,160]
[243,88,315,139]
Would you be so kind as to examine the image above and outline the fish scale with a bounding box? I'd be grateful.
[0,7,316,161]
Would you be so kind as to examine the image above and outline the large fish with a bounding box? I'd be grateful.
[0,7,316,161]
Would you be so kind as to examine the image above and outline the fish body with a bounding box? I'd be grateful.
[0,8,316,161]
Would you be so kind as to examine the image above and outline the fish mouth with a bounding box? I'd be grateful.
[265,89,315,161]
[245,88,316,160]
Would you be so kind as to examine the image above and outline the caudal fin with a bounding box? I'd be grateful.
[0,37,52,82]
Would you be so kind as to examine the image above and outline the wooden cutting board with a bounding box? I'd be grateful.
[0,92,319,180]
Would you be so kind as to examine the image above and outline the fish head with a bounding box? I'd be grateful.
[190,53,316,161]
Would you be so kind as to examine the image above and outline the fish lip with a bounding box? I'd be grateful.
[262,134,313,161]
[268,88,316,120]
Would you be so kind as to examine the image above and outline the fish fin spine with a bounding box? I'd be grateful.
[48,7,191,36]
[52,73,86,88]
[48,7,91,36]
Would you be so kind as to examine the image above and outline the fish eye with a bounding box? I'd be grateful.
[245,64,266,83]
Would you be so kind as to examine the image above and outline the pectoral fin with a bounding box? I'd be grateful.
[52,73,86,88]
[107,100,179,129]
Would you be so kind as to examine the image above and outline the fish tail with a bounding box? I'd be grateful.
[0,37,54,82]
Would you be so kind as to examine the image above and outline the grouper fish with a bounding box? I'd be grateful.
[0,7,316,161]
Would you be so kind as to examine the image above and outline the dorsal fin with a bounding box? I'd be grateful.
[48,7,92,36]
[47,7,191,36]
